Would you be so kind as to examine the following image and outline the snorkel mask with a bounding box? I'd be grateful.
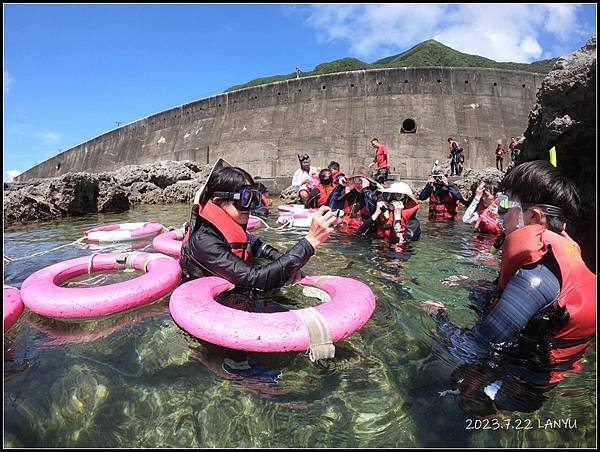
[213,185,263,211]
[497,192,563,229]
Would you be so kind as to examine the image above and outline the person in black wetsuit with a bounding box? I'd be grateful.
[421,160,596,416]
[180,165,337,291]
[179,164,339,381]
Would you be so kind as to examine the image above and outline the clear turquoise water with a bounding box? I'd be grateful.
[3,203,596,447]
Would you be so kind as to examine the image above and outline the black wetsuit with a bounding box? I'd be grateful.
[180,218,314,291]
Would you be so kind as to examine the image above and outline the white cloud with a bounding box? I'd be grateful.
[543,4,581,42]
[5,170,21,182]
[4,70,14,94]
[304,4,589,63]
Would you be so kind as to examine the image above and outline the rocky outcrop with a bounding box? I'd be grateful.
[279,186,300,204]
[3,161,212,225]
[518,36,596,270]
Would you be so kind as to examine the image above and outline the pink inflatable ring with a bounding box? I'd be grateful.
[152,217,262,258]
[169,275,376,359]
[4,285,24,332]
[152,227,186,258]
[21,251,182,320]
[84,222,165,243]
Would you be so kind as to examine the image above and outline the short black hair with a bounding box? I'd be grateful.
[328,161,340,171]
[202,166,254,206]
[499,160,580,232]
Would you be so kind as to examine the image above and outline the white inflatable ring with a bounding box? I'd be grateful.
[84,222,165,243]
[21,251,182,319]
[169,275,376,354]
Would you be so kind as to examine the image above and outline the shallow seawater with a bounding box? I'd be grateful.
[3,203,596,447]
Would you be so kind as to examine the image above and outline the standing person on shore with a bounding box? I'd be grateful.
[495,144,506,172]
[368,138,391,184]
[447,138,462,177]
[509,137,520,164]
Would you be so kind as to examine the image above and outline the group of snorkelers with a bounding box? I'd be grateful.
[178,154,596,417]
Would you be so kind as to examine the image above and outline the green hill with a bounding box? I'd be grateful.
[225,39,557,92]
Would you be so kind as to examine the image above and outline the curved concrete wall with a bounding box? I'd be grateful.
[16,67,544,182]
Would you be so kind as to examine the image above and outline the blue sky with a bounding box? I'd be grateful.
[4,3,596,181]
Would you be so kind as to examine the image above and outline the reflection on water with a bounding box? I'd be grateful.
[3,203,596,447]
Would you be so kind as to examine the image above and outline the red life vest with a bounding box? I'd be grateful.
[183,200,252,262]
[474,202,502,234]
[342,191,371,230]
[315,183,335,207]
[376,199,420,241]
[499,224,596,372]
[428,190,459,221]
[260,194,270,208]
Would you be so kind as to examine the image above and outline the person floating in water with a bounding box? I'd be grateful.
[357,181,421,248]
[422,160,596,416]
[418,171,461,222]
[331,166,378,233]
[462,181,502,234]
[180,161,337,292]
[291,153,318,205]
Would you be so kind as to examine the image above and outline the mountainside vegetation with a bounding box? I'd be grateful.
[226,39,557,92]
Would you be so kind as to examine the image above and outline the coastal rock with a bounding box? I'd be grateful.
[452,168,505,201]
[3,173,99,224]
[280,186,300,204]
[518,35,596,269]
[3,161,212,225]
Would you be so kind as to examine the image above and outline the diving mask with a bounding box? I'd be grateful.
[213,185,262,211]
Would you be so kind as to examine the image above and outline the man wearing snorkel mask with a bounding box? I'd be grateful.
[357,181,421,246]
[331,166,378,232]
[418,171,462,221]
[421,161,596,397]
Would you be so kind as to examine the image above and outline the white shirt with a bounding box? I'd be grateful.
[292,166,317,191]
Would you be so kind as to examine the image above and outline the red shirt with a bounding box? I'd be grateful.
[375,144,390,169]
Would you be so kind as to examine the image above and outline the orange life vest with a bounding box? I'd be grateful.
[313,183,335,207]
[183,200,252,262]
[474,202,502,234]
[499,224,596,371]
[428,190,459,221]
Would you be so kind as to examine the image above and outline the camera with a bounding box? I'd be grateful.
[433,174,444,182]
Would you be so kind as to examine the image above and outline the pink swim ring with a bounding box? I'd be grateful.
[169,275,376,353]
[21,251,181,319]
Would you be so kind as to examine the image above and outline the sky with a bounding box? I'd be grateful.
[3,3,597,181]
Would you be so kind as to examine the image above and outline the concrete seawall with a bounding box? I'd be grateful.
[16,67,543,183]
